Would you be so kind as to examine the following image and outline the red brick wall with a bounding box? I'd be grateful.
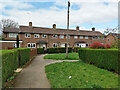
[1,42,23,50]
[105,34,117,45]
[30,48,37,59]
[3,32,106,48]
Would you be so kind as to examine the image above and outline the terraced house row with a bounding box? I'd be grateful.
[1,22,106,50]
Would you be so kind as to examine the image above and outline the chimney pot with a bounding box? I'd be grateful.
[53,24,56,29]
[76,26,79,31]
[92,27,95,31]
[29,22,32,26]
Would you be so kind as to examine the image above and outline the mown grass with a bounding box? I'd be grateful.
[44,53,79,60]
[45,61,118,88]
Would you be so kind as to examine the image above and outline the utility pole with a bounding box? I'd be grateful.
[66,1,70,58]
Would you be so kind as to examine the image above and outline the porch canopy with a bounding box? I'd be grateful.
[37,39,48,44]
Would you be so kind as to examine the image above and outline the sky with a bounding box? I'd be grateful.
[0,0,119,33]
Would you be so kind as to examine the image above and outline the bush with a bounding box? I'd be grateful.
[37,48,44,54]
[47,47,72,53]
[2,49,19,87]
[90,42,105,49]
[2,48,36,87]
[105,44,110,48]
[17,48,31,66]
[78,48,118,73]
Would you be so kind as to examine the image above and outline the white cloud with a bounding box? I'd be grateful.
[0,0,118,33]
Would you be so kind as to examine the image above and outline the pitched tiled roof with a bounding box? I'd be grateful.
[3,26,104,36]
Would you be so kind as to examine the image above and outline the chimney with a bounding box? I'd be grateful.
[76,26,79,31]
[92,27,95,31]
[53,24,56,29]
[29,22,32,26]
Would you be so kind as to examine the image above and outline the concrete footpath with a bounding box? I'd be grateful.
[13,54,79,88]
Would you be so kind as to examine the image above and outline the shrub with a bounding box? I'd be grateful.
[78,48,118,73]
[47,47,72,53]
[2,49,19,87]
[17,48,31,66]
[2,48,36,87]
[105,44,110,48]
[37,48,44,54]
[90,42,105,49]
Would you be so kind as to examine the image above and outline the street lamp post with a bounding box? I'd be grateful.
[66,1,70,58]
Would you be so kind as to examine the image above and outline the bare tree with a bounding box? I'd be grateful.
[0,19,19,36]
[104,26,118,35]
[0,19,19,28]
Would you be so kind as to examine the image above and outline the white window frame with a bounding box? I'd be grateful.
[27,43,36,48]
[53,35,58,39]
[42,34,47,38]
[25,33,31,38]
[9,33,18,38]
[80,36,83,39]
[66,35,70,39]
[53,43,58,48]
[13,44,20,48]
[60,35,64,39]
[74,36,78,39]
[85,36,88,39]
[34,34,39,38]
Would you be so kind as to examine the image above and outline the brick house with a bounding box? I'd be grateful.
[1,22,106,50]
[105,33,119,45]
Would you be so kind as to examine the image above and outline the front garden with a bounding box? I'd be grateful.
[44,53,79,60]
[44,46,119,88]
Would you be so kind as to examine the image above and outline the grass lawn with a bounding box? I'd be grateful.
[45,61,118,88]
[44,53,79,60]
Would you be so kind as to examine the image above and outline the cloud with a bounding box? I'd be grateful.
[0,0,118,34]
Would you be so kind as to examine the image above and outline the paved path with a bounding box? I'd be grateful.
[14,54,79,88]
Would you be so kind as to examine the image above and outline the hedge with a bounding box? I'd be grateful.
[47,47,72,53]
[2,48,36,87]
[37,48,44,54]
[78,48,118,73]
[17,48,31,66]
[2,49,19,87]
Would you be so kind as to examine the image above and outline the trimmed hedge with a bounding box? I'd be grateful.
[2,48,36,87]
[17,48,31,66]
[78,48,118,73]
[37,48,44,54]
[2,49,19,87]
[47,47,72,53]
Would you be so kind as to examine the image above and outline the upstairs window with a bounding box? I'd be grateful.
[60,35,64,39]
[80,36,83,39]
[27,43,36,48]
[34,34,39,38]
[66,35,70,39]
[74,36,78,39]
[53,43,58,48]
[85,36,88,39]
[25,33,31,38]
[42,34,47,38]
[53,35,58,39]
[9,33,18,38]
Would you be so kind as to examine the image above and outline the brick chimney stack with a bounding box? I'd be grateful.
[29,22,32,26]
[92,27,95,31]
[53,24,56,29]
[76,26,79,31]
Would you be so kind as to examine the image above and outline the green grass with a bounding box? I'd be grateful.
[44,53,79,60]
[45,61,118,88]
